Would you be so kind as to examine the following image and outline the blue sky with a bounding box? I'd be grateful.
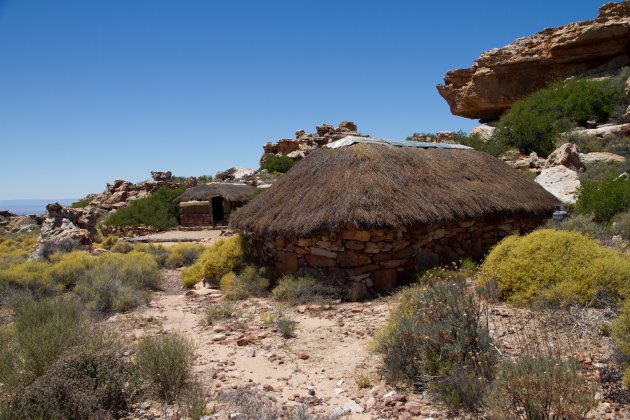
[0,0,604,199]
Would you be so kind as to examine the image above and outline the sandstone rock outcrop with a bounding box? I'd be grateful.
[214,167,255,182]
[35,203,99,258]
[535,166,581,204]
[260,121,364,165]
[437,2,630,121]
[544,143,584,172]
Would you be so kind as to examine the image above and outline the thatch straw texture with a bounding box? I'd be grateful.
[174,183,256,205]
[233,143,559,237]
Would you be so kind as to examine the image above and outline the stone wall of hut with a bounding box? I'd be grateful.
[246,214,547,300]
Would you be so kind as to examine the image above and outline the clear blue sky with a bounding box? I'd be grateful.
[0,0,604,199]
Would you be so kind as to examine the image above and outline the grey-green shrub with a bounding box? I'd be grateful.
[485,355,596,419]
[136,333,195,401]
[272,274,342,305]
[373,275,496,413]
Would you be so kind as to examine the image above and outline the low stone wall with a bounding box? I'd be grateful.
[246,214,547,300]
[181,214,211,227]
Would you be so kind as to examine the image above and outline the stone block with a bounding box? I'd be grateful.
[344,240,364,250]
[365,242,380,253]
[310,247,337,258]
[347,264,379,276]
[380,259,406,269]
[338,250,371,268]
[275,251,298,274]
[341,229,371,242]
[349,282,368,302]
[305,254,336,267]
[372,269,397,291]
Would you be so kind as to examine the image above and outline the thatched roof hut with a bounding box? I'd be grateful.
[233,137,559,237]
[175,183,256,227]
[174,183,256,205]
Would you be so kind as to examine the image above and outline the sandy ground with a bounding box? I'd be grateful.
[127,229,227,244]
[108,270,630,419]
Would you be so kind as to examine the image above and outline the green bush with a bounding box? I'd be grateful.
[576,174,630,222]
[613,210,630,240]
[260,155,296,174]
[612,300,630,387]
[99,235,119,250]
[136,333,195,401]
[373,275,496,414]
[220,265,269,300]
[477,229,630,306]
[1,349,140,420]
[548,214,612,241]
[165,243,205,268]
[579,162,622,183]
[70,196,93,208]
[272,274,342,305]
[0,260,55,294]
[493,78,625,156]
[485,355,596,419]
[105,186,185,230]
[48,251,97,290]
[181,235,244,288]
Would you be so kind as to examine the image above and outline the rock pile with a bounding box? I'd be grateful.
[214,167,255,182]
[260,121,363,165]
[438,2,630,121]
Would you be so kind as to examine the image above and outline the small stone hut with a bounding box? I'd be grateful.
[232,137,560,299]
[174,183,256,227]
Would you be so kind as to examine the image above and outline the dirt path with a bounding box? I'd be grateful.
[113,271,629,419]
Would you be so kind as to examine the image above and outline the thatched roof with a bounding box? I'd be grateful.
[174,183,257,205]
[232,138,560,237]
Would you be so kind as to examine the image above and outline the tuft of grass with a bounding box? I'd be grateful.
[271,274,342,305]
[70,196,93,208]
[136,332,195,401]
[204,300,234,326]
[355,373,371,389]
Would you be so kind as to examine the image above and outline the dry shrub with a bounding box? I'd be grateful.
[136,332,195,401]
[271,274,342,305]
[485,355,596,419]
[181,235,244,288]
[373,275,496,414]
[134,243,169,266]
[204,300,234,326]
[549,213,612,241]
[612,300,630,387]
[220,389,328,420]
[165,243,205,268]
[1,349,140,420]
[220,265,269,300]
[478,229,630,306]
[613,209,630,240]
[109,240,134,254]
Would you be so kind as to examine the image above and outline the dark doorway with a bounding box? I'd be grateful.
[211,197,224,224]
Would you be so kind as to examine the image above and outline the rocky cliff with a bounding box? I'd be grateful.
[437,2,630,122]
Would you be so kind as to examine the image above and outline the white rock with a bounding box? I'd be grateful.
[579,152,626,165]
[343,400,364,413]
[334,387,345,395]
[470,124,495,141]
[535,166,581,204]
[383,390,397,399]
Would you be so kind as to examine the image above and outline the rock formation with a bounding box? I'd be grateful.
[215,167,255,182]
[260,121,363,164]
[35,203,99,258]
[437,2,630,121]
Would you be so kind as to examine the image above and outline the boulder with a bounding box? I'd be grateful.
[544,143,584,171]
[214,167,255,182]
[535,166,581,204]
[35,203,99,258]
[580,151,626,165]
[470,124,495,141]
[437,2,630,121]
[151,171,172,182]
[570,123,630,140]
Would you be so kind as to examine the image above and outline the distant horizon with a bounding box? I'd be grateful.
[0,0,605,200]
[0,198,77,215]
